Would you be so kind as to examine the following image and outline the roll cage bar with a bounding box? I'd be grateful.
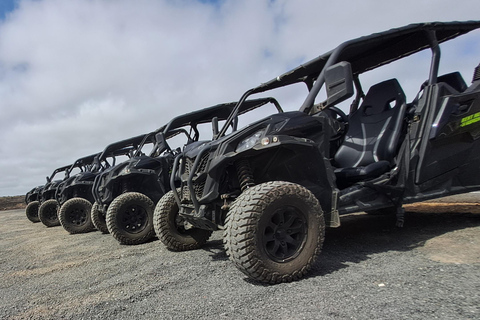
[97,133,155,166]
[66,153,102,176]
[218,21,480,137]
[46,164,73,183]
[139,98,283,157]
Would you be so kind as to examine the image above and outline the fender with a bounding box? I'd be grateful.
[202,136,338,225]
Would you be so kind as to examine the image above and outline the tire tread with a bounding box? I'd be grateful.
[106,192,155,245]
[224,181,325,284]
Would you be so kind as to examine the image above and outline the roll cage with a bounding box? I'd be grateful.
[91,98,282,208]
[173,20,480,230]
[218,21,480,138]
[149,97,283,152]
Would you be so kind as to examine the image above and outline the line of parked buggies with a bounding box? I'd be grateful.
[24,21,480,284]
[24,100,260,244]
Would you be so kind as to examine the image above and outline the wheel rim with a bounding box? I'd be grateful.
[119,204,148,234]
[100,211,106,222]
[68,205,87,226]
[45,205,58,222]
[262,206,307,262]
[27,204,38,219]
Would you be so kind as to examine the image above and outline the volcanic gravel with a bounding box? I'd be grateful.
[0,208,479,319]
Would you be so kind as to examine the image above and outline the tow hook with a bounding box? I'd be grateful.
[221,194,230,210]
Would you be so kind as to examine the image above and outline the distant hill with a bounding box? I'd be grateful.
[0,195,25,211]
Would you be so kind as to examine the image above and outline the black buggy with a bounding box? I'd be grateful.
[25,180,66,224]
[39,154,105,228]
[154,21,480,283]
[90,133,158,237]
[25,185,45,223]
[55,136,145,234]
[35,164,73,227]
[91,98,280,245]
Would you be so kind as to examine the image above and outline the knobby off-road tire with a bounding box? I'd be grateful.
[58,198,95,234]
[106,192,155,245]
[224,181,325,284]
[25,201,40,223]
[38,199,61,227]
[153,190,212,251]
[91,202,109,234]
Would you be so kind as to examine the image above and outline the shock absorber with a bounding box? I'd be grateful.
[235,159,255,191]
[121,180,130,194]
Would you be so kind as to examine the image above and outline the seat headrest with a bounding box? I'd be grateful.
[359,79,406,116]
[437,72,467,92]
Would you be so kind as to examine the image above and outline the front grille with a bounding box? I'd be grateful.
[197,153,210,173]
[181,185,190,201]
[184,158,193,176]
[181,153,210,202]
[181,181,206,200]
[184,153,210,175]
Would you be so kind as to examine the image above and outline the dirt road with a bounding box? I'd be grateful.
[1,205,479,319]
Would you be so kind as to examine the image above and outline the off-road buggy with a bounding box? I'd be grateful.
[154,21,480,283]
[55,136,145,234]
[91,98,280,245]
[25,185,45,223]
[90,134,157,237]
[35,164,73,227]
[39,154,106,227]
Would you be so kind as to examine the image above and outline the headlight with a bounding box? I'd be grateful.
[119,166,131,175]
[236,129,266,153]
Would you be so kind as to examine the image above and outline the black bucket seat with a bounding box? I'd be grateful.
[334,79,407,188]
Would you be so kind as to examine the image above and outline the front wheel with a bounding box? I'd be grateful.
[38,199,60,227]
[224,181,325,284]
[25,201,40,223]
[91,202,109,234]
[106,192,155,245]
[153,190,212,251]
[58,198,95,234]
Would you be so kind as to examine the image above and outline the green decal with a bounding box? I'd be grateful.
[460,112,480,127]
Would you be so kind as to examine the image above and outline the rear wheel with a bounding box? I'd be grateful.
[154,190,212,251]
[106,192,155,245]
[91,202,109,234]
[38,199,60,227]
[224,181,325,284]
[25,201,40,223]
[58,198,95,234]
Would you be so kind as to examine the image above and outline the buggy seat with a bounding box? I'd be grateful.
[334,79,407,188]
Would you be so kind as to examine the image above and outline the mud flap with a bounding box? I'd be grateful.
[328,190,341,227]
[395,206,405,228]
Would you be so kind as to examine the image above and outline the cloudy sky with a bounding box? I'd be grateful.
[1,0,479,196]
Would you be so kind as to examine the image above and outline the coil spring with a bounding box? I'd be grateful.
[121,180,130,194]
[235,159,255,191]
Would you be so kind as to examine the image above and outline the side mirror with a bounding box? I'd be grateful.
[325,61,354,107]
[231,116,238,132]
[212,116,219,137]
[154,132,169,153]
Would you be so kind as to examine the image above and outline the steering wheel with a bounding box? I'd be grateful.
[327,106,348,123]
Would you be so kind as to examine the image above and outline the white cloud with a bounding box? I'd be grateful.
[0,0,479,195]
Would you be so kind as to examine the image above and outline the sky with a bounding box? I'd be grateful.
[1,0,480,196]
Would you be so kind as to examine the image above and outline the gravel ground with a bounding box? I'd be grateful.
[0,207,479,320]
